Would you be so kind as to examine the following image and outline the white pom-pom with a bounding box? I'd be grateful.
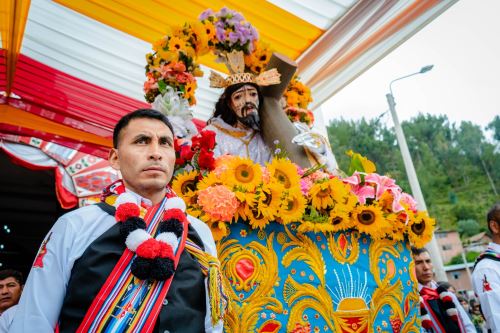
[115,192,139,207]
[164,197,186,211]
[440,291,454,299]
[125,229,150,251]
[446,308,458,316]
[156,232,179,249]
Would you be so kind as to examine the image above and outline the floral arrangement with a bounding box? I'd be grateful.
[145,7,317,128]
[144,22,207,106]
[243,40,273,74]
[285,106,315,128]
[171,152,435,248]
[284,75,313,109]
[174,129,217,173]
[199,7,259,55]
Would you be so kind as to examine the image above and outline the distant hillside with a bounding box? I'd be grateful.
[327,113,499,235]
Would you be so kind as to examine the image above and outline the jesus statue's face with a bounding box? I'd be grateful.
[229,85,260,130]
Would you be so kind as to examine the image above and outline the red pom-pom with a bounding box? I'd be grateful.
[116,203,140,222]
[163,208,186,222]
[441,295,452,303]
[158,242,174,259]
[421,319,432,329]
[136,238,160,259]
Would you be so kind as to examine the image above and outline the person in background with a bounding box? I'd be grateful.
[472,202,500,333]
[412,247,476,333]
[437,280,457,294]
[0,269,24,332]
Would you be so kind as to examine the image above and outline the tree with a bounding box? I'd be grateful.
[448,251,480,265]
[326,113,500,231]
[487,115,500,141]
[457,219,481,238]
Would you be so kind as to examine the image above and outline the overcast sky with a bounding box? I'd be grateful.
[321,0,500,132]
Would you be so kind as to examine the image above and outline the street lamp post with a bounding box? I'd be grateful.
[386,65,447,281]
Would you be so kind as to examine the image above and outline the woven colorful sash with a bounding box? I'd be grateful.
[474,246,500,270]
[76,196,188,333]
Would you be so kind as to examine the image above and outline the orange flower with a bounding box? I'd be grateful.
[197,185,238,222]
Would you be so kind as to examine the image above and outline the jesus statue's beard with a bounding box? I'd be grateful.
[236,103,260,131]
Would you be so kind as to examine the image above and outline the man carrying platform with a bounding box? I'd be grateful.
[10,109,225,333]
[412,247,475,333]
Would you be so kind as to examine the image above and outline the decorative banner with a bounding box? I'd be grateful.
[219,221,420,333]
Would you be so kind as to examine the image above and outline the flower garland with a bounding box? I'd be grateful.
[145,7,316,128]
[114,192,187,280]
[171,153,436,247]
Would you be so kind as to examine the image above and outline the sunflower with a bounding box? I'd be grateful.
[385,213,405,242]
[190,21,209,55]
[234,190,256,222]
[267,158,300,190]
[407,211,435,248]
[243,201,271,229]
[352,204,391,240]
[278,189,306,224]
[197,172,221,191]
[171,170,199,201]
[168,36,187,52]
[297,221,336,234]
[225,157,262,192]
[255,182,284,220]
[203,22,217,43]
[209,221,229,241]
[329,204,354,232]
[330,178,352,204]
[309,180,334,210]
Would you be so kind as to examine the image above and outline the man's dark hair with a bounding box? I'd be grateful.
[113,109,174,148]
[411,246,429,256]
[209,82,264,127]
[487,202,500,233]
[0,269,23,285]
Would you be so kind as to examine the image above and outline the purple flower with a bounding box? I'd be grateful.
[218,7,231,18]
[199,8,214,21]
[228,31,240,45]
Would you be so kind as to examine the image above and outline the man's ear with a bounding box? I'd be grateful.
[490,219,500,235]
[108,148,120,171]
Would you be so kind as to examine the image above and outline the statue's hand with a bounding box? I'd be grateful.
[291,123,338,174]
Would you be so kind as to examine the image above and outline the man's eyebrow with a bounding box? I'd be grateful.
[160,135,173,144]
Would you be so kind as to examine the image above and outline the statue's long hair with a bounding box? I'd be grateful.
[209,82,264,127]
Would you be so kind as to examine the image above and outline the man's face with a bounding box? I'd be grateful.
[229,85,260,130]
[0,277,22,312]
[413,251,434,285]
[109,118,175,200]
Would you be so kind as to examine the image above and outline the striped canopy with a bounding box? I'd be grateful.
[1,0,457,153]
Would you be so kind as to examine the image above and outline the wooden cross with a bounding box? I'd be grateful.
[260,53,312,168]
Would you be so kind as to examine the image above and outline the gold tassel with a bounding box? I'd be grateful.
[185,244,230,325]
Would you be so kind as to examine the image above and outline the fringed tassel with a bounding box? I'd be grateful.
[207,258,230,325]
[185,243,230,325]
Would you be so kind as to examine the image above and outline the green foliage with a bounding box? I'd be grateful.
[457,219,481,238]
[448,251,480,265]
[327,113,500,233]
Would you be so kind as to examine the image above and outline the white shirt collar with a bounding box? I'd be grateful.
[125,188,152,207]
[487,242,500,253]
[418,280,437,291]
